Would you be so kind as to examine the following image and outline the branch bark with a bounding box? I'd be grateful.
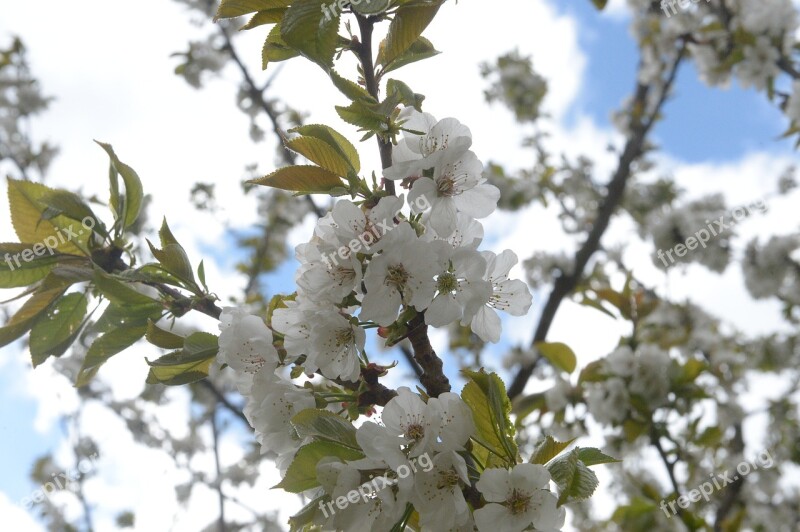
[507,45,686,400]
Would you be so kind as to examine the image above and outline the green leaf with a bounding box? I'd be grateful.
[275,441,364,493]
[146,219,195,287]
[7,178,90,255]
[590,0,608,10]
[535,341,577,374]
[262,23,300,69]
[0,273,72,350]
[95,141,144,230]
[530,435,576,465]
[576,447,620,467]
[511,392,547,425]
[30,293,88,366]
[289,494,328,532]
[215,0,291,20]
[286,137,355,178]
[241,7,288,29]
[330,70,377,103]
[461,369,519,468]
[93,270,158,306]
[38,189,107,238]
[291,409,360,450]
[377,1,443,68]
[386,78,424,111]
[76,325,148,386]
[280,0,341,70]
[145,347,216,386]
[351,0,390,15]
[578,359,606,384]
[145,320,184,349]
[289,124,360,173]
[335,101,386,135]
[0,243,78,288]
[547,448,600,505]
[183,331,218,357]
[248,165,344,193]
[381,36,440,75]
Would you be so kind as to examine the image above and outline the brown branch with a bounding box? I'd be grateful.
[199,379,251,427]
[407,314,451,397]
[650,426,685,521]
[355,14,395,195]
[507,45,686,400]
[714,424,745,531]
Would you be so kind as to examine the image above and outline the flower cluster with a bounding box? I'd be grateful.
[211,109,571,531]
[585,344,672,426]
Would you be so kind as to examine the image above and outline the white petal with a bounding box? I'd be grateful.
[475,468,512,502]
[470,305,502,343]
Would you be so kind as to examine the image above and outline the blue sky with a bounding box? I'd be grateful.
[1,0,798,529]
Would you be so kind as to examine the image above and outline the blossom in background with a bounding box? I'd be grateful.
[474,463,563,532]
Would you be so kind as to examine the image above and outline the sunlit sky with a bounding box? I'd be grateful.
[1,0,799,530]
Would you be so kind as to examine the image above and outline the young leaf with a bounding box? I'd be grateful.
[30,292,88,366]
[380,36,440,75]
[535,341,577,374]
[0,273,72,350]
[215,0,291,20]
[291,408,360,450]
[286,137,354,178]
[248,165,344,193]
[330,70,377,103]
[241,7,287,29]
[38,189,107,238]
[275,441,364,493]
[145,320,184,349]
[280,0,341,71]
[461,369,519,467]
[262,22,300,69]
[146,347,216,386]
[547,448,600,505]
[377,1,443,68]
[95,141,144,231]
[351,0,390,15]
[76,324,148,386]
[289,124,361,173]
[0,243,75,288]
[7,178,90,255]
[530,435,576,465]
[577,447,620,467]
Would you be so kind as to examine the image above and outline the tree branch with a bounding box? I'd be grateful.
[507,45,686,400]
[407,314,451,397]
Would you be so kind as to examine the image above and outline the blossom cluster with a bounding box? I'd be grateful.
[211,109,571,531]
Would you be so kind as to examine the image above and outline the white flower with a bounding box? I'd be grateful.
[316,459,409,531]
[408,149,499,237]
[427,245,492,327]
[370,388,475,461]
[308,310,365,382]
[474,464,562,532]
[361,224,439,326]
[585,377,629,425]
[380,387,440,458]
[423,212,484,250]
[329,196,403,254]
[245,371,315,456]
[470,250,533,343]
[413,451,471,531]
[385,108,473,181]
[218,307,280,375]
[295,237,362,305]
